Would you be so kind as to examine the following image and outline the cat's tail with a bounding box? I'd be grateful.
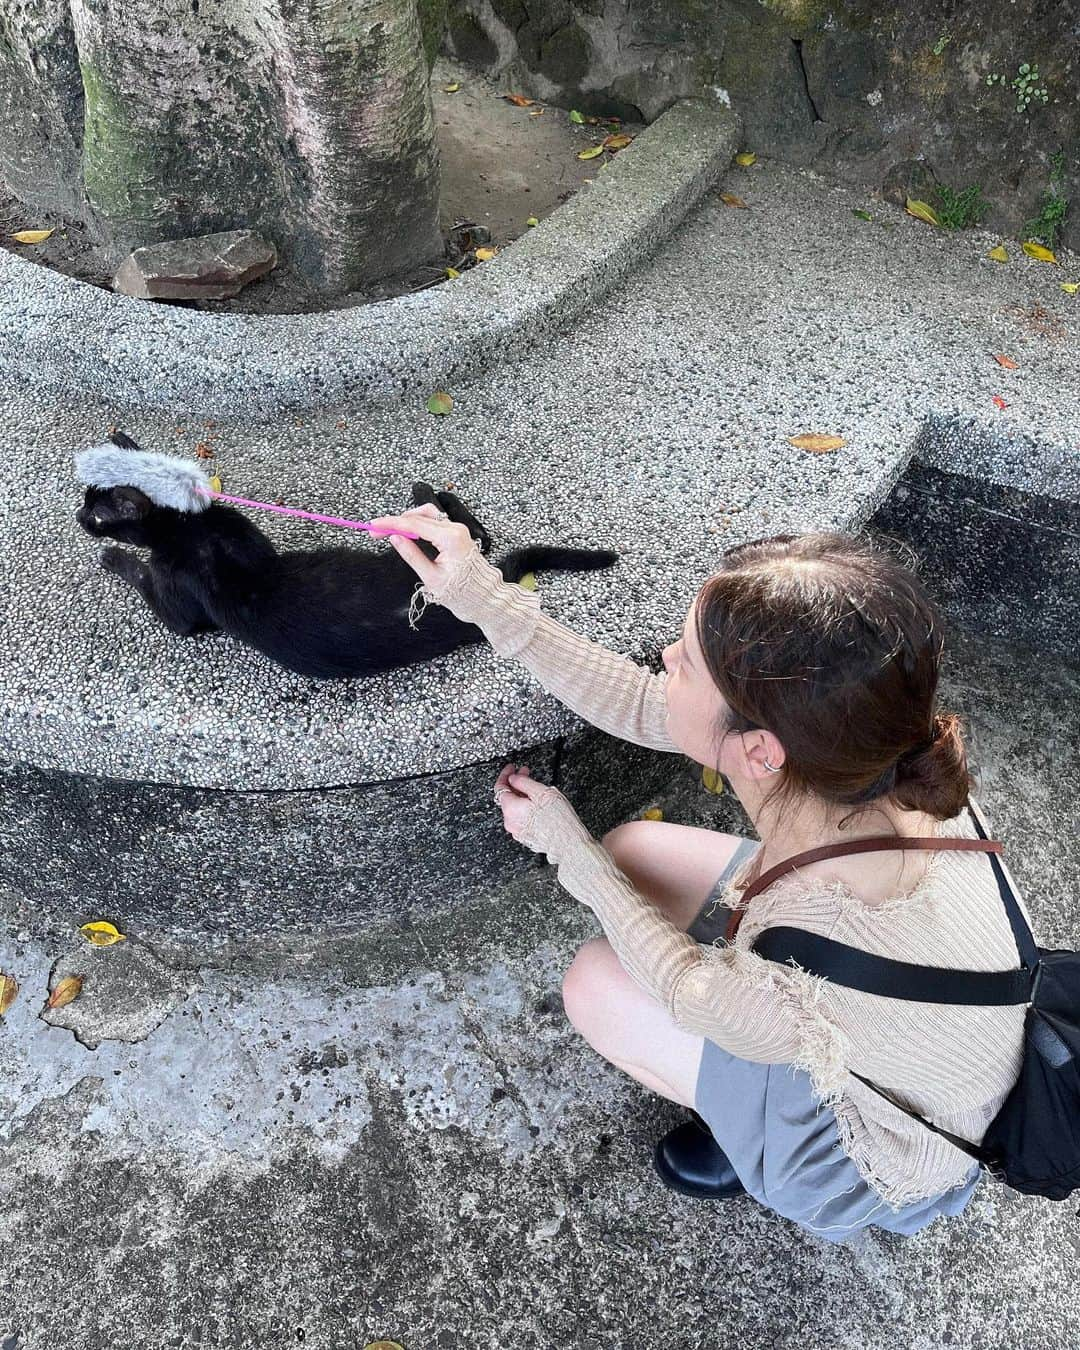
[495,547,618,585]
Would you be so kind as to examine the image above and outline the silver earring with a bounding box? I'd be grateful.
[763,760,782,773]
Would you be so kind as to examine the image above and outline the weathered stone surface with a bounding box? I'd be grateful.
[112,230,278,300]
[446,0,1080,251]
[0,0,443,294]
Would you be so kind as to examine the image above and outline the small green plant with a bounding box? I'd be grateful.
[986,62,1050,114]
[932,31,952,57]
[935,183,990,230]
[1024,151,1070,250]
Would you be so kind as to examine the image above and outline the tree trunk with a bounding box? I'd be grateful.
[0,0,443,294]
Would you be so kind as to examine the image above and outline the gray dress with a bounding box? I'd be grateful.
[688,838,980,1243]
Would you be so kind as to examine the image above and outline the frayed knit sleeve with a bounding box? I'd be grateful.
[520,791,801,1064]
[422,546,678,754]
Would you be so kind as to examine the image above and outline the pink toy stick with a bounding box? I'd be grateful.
[196,487,421,539]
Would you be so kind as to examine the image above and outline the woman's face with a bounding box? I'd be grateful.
[661,597,784,783]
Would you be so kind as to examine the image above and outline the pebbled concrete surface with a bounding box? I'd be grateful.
[1,631,1078,1348]
[0,99,739,418]
[2,159,1077,791]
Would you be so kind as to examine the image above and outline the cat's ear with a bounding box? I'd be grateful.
[111,487,154,521]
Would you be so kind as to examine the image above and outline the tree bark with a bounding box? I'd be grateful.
[0,0,443,294]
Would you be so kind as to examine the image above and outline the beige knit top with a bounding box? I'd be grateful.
[426,548,1028,1207]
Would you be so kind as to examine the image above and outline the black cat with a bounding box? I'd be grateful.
[77,476,617,678]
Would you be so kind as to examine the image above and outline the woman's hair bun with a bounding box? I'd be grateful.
[894,712,972,819]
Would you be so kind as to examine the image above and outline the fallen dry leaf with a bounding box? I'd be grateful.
[992,396,1008,410]
[208,475,223,493]
[993,354,1019,369]
[905,198,940,227]
[441,82,460,94]
[787,433,846,454]
[1062,282,1079,294]
[988,244,1009,262]
[10,228,54,244]
[518,572,537,592]
[426,391,454,416]
[363,1343,405,1350]
[1022,240,1057,263]
[701,766,725,795]
[0,973,17,1017]
[528,108,545,117]
[735,152,757,167]
[641,807,664,821]
[525,216,539,227]
[502,93,534,107]
[194,442,214,459]
[720,193,748,209]
[79,920,126,947]
[474,246,498,261]
[445,265,461,279]
[47,975,83,1011]
[577,145,605,161]
[568,109,585,125]
[603,133,633,151]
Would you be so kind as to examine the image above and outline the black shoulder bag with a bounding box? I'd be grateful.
[743,805,1080,1201]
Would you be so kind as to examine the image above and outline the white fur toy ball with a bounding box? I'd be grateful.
[75,432,213,513]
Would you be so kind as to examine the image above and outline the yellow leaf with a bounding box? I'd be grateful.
[701,767,725,796]
[525,216,539,227]
[735,152,757,166]
[503,94,534,107]
[577,145,605,161]
[905,198,940,226]
[1061,282,1079,294]
[79,920,126,947]
[445,266,461,279]
[426,391,454,415]
[517,572,537,592]
[641,807,664,821]
[1022,240,1057,263]
[474,246,498,261]
[786,433,846,453]
[988,244,1009,262]
[0,973,18,1017]
[719,193,748,208]
[208,475,223,493]
[10,228,54,244]
[602,133,633,151]
[46,975,83,1011]
[441,82,460,94]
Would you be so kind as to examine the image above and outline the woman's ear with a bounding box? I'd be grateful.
[739,728,786,781]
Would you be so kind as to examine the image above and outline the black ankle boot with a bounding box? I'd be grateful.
[653,1114,746,1200]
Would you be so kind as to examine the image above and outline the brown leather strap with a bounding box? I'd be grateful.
[738,835,1003,908]
[724,835,1003,943]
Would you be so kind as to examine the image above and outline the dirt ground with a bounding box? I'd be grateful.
[0,57,635,315]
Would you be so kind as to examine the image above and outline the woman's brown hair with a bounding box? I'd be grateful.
[695,533,971,820]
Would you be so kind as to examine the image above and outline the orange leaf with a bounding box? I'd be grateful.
[502,94,534,107]
[194,442,214,458]
[993,354,1019,369]
[992,396,1008,410]
[719,193,748,208]
[786,433,846,454]
[46,975,83,1010]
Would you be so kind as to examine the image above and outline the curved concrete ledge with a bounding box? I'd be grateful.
[0,99,740,419]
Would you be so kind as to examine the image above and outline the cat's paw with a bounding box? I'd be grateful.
[100,546,140,580]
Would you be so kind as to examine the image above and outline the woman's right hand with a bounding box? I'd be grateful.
[367,504,478,594]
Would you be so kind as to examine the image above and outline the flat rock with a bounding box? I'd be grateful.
[112,229,277,300]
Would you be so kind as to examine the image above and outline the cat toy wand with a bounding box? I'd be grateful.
[74,433,422,539]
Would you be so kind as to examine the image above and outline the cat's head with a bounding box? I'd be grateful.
[77,485,157,545]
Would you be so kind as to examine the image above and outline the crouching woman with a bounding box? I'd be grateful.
[371,511,1026,1242]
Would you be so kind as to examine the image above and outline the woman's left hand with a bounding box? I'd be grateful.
[493,764,564,846]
